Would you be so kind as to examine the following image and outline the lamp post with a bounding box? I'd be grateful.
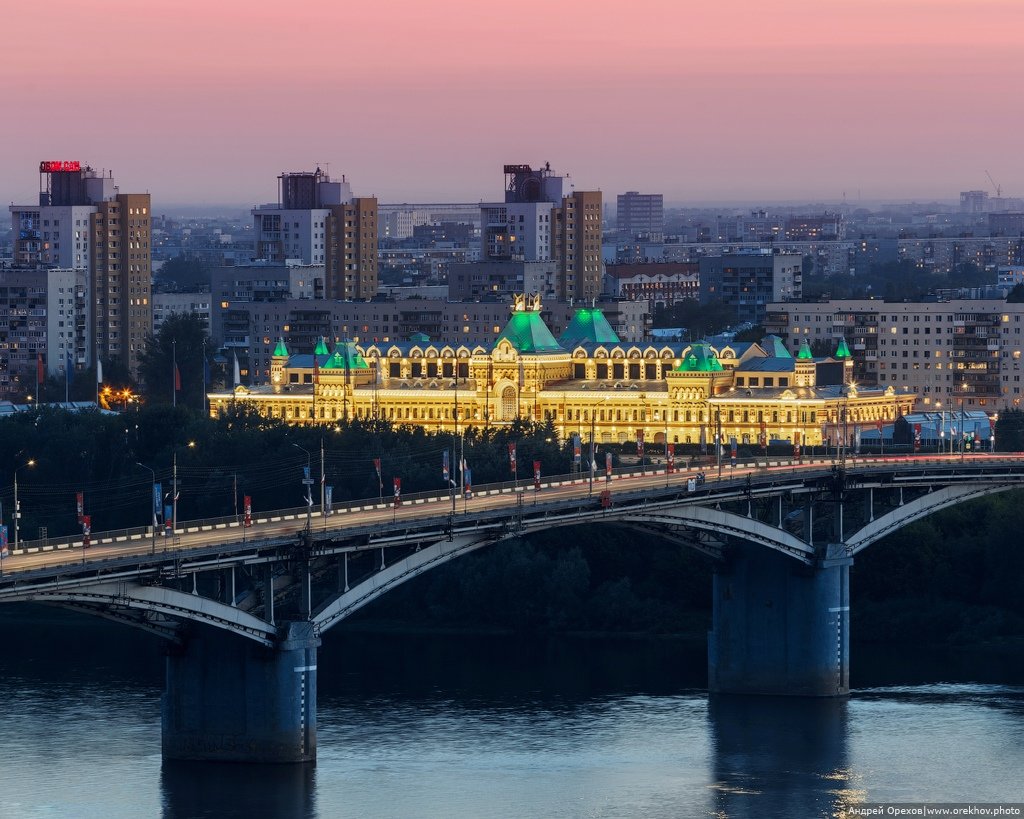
[172,441,195,537]
[588,397,608,496]
[13,458,35,552]
[135,462,157,555]
[293,443,313,532]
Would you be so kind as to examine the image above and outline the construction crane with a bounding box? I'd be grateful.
[986,170,1002,199]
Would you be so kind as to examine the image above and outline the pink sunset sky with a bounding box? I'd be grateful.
[4,0,1022,207]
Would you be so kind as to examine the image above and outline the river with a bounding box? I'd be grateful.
[1,608,1022,818]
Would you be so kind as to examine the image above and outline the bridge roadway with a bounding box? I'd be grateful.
[5,452,1024,585]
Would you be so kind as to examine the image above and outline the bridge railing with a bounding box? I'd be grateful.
[8,453,1023,559]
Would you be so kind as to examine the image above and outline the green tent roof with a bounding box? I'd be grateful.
[835,338,852,359]
[558,307,621,347]
[322,341,369,370]
[494,310,563,354]
[676,342,723,372]
[796,338,814,359]
[314,337,330,356]
[273,337,289,357]
[760,335,792,358]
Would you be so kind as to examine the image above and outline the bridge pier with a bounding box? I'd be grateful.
[708,543,851,697]
[162,621,319,763]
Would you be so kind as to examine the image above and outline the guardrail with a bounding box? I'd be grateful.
[6,453,1024,561]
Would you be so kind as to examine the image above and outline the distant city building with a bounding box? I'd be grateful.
[8,161,152,378]
[960,190,989,214]
[699,251,802,324]
[477,164,603,302]
[605,262,699,307]
[0,267,88,400]
[377,204,481,240]
[989,212,1024,237]
[784,214,846,241]
[251,169,378,300]
[448,261,557,301]
[152,292,211,336]
[616,192,663,241]
[997,266,1024,291]
[765,299,1024,411]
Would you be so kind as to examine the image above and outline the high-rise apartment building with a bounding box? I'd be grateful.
[251,169,378,300]
[475,164,602,301]
[616,191,663,241]
[8,162,151,378]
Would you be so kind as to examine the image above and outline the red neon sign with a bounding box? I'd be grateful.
[39,161,81,173]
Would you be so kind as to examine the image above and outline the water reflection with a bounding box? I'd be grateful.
[708,695,852,818]
[160,761,316,819]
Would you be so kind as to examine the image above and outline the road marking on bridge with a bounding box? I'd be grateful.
[828,606,850,612]
[294,665,317,673]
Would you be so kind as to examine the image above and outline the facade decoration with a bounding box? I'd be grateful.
[209,295,915,447]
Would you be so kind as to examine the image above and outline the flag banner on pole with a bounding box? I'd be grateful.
[203,356,211,388]
[36,353,44,385]
[759,421,767,449]
[667,443,675,473]
[66,352,75,389]
[174,363,181,392]
[464,467,473,499]
[233,352,241,386]
[393,477,401,507]
[243,495,252,527]
[605,451,612,481]
[914,423,922,452]
[325,485,333,514]
[0,525,8,557]
[636,430,644,458]
[700,424,707,454]
[854,425,862,453]
[96,358,103,385]
[82,515,92,548]
[508,442,517,474]
[373,457,382,490]
[533,460,541,490]
[153,483,162,520]
[794,430,801,459]
[303,466,311,482]
[572,435,581,465]
[442,450,449,481]
[164,504,173,532]
[730,437,737,465]
[76,491,84,523]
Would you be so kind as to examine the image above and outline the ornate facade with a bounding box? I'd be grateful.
[208,295,916,447]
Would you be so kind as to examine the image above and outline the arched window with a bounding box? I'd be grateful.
[501,386,517,420]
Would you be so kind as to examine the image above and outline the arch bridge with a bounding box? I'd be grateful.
[3,454,1023,762]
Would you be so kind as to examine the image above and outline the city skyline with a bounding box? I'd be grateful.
[4,0,1022,207]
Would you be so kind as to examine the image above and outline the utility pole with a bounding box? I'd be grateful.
[320,437,326,515]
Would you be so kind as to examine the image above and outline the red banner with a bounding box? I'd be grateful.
[508,442,517,475]
[533,460,541,490]
[914,423,922,452]
[636,430,644,458]
[393,477,401,507]
[82,514,92,548]
[667,443,675,473]
[76,492,84,523]
[794,430,801,460]
[243,495,252,527]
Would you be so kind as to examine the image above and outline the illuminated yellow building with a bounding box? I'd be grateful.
[208,295,916,447]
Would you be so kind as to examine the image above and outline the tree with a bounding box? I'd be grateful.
[137,313,211,408]
[156,255,211,292]
[1007,284,1024,303]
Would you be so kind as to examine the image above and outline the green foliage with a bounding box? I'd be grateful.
[803,260,988,301]
[1007,283,1024,303]
[156,255,210,291]
[994,410,1024,452]
[137,313,211,407]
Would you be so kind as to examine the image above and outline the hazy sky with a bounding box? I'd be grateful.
[4,0,1022,207]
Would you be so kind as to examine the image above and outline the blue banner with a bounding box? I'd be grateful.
[153,483,162,518]
[730,437,737,466]
[442,450,449,481]
[325,485,333,514]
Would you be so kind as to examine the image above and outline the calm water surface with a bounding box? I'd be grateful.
[1,609,1023,819]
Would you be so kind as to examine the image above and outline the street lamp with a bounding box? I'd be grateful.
[135,462,157,555]
[588,397,609,496]
[172,441,195,536]
[292,443,313,531]
[13,458,36,552]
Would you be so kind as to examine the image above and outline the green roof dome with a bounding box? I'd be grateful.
[677,342,723,372]
[796,338,814,360]
[494,309,563,353]
[273,337,289,357]
[760,335,792,358]
[322,341,369,370]
[314,337,330,356]
[835,338,852,359]
[559,307,620,347]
